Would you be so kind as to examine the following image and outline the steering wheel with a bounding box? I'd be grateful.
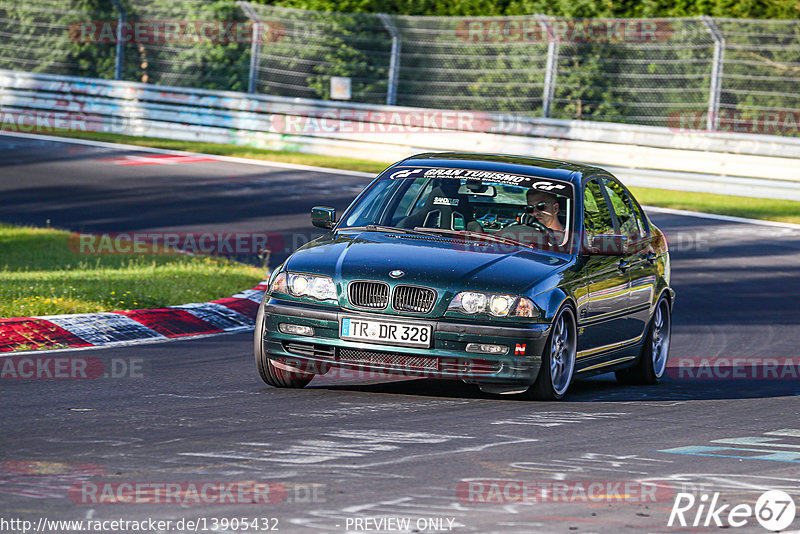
[496,218,556,246]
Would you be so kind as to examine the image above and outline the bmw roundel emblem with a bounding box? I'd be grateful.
[389,269,405,278]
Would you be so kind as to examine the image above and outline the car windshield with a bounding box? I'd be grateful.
[339,166,574,252]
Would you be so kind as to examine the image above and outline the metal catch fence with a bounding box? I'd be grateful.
[0,0,798,133]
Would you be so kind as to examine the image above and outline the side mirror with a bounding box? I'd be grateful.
[311,206,336,229]
[586,234,628,255]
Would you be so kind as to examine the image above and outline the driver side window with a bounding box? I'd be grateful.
[583,180,614,245]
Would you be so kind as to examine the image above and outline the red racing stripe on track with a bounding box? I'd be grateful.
[210,298,260,319]
[114,309,222,338]
[102,154,218,166]
[0,318,93,352]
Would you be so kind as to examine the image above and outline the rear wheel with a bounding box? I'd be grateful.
[616,295,671,385]
[254,299,314,388]
[527,306,577,401]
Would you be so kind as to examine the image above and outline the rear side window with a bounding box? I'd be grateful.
[602,178,646,241]
[583,180,614,244]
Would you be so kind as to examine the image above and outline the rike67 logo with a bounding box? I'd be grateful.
[668,490,796,531]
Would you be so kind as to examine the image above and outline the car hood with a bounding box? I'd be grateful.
[285,230,569,297]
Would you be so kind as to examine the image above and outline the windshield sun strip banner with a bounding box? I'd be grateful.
[386,166,574,195]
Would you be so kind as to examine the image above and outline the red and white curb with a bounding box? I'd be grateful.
[0,282,268,354]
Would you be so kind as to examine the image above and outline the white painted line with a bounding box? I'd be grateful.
[0,131,378,178]
[765,429,800,437]
[643,205,800,230]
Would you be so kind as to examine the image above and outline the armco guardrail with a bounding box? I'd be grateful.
[1,69,799,200]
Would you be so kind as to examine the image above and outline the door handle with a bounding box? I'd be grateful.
[618,259,630,272]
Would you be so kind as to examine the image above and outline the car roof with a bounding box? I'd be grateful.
[396,152,607,187]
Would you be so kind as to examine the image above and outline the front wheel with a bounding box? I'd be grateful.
[526,306,577,401]
[616,295,671,385]
[254,299,314,388]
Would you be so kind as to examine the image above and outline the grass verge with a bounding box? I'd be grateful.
[50,131,800,225]
[0,224,264,318]
[630,187,800,225]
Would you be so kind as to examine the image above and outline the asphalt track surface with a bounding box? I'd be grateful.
[1,134,799,533]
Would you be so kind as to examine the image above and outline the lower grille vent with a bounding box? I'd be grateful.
[337,348,438,371]
[283,342,335,359]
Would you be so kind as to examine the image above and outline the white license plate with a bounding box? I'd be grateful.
[340,317,432,348]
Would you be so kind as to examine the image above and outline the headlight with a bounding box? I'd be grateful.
[448,292,539,318]
[460,292,487,314]
[287,272,337,301]
[489,295,515,317]
[269,271,337,302]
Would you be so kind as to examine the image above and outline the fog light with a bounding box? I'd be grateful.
[278,323,314,336]
[465,343,508,355]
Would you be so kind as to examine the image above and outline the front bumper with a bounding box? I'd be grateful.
[261,299,550,387]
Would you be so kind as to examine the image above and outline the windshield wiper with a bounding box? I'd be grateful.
[413,228,534,249]
[342,225,440,237]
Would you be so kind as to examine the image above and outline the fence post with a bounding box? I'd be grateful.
[701,16,725,132]
[110,0,126,80]
[378,13,401,106]
[537,14,558,118]
[239,2,262,94]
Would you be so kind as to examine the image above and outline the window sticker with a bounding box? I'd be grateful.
[388,167,569,193]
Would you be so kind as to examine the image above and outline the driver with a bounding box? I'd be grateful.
[510,190,566,247]
[496,189,566,248]
[522,190,565,234]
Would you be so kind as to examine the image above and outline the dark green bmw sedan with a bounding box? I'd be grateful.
[255,153,674,400]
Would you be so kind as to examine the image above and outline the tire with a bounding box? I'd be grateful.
[616,295,671,385]
[254,299,314,388]
[526,306,577,401]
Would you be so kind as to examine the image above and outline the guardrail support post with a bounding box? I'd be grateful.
[537,14,558,118]
[239,2,262,94]
[110,0,126,80]
[701,16,725,132]
[378,13,401,106]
